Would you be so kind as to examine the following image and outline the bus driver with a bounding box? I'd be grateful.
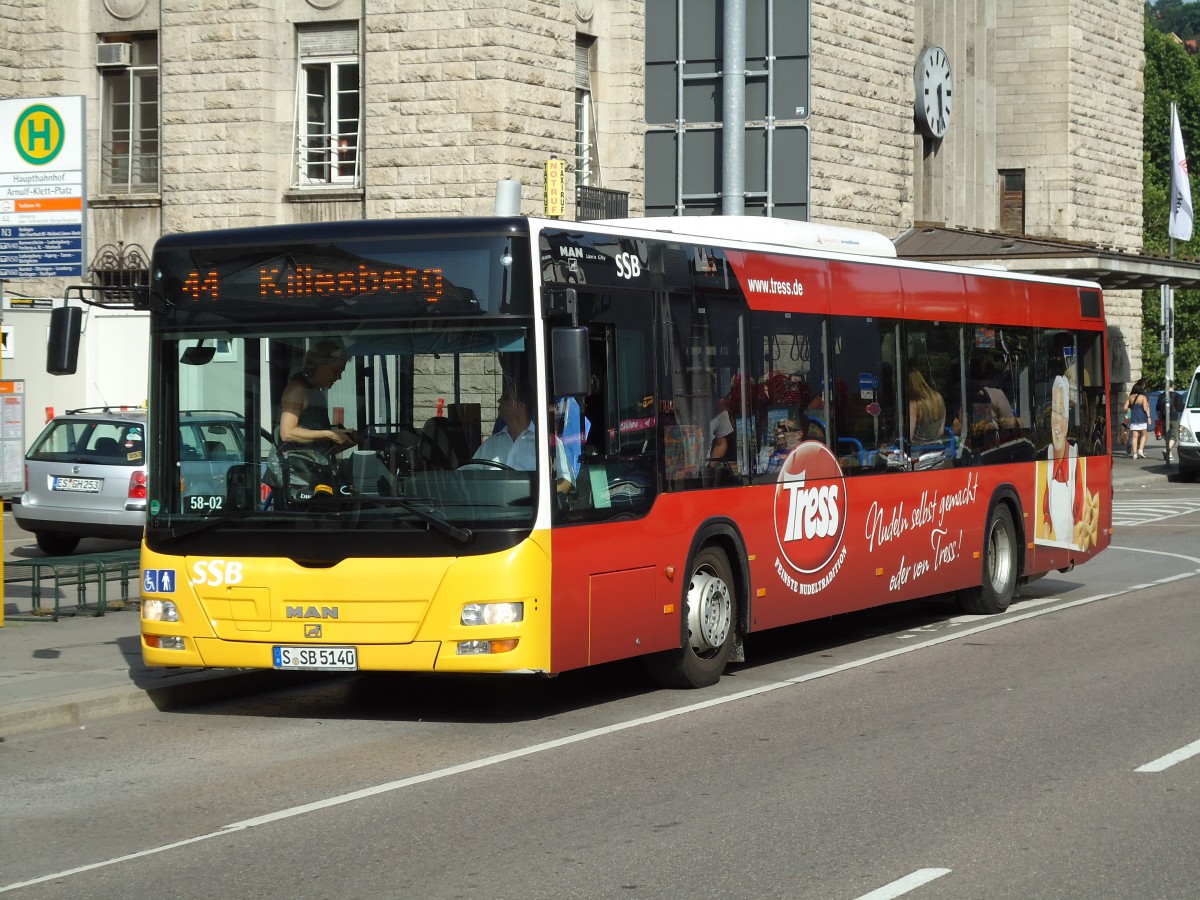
[473,378,574,492]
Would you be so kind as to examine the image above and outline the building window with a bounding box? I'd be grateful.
[99,34,159,194]
[89,241,150,303]
[644,0,812,219]
[576,37,598,187]
[999,169,1025,234]
[293,23,361,188]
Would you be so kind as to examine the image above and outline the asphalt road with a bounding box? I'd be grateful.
[2,484,1199,899]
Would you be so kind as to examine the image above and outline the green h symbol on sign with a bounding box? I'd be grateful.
[14,104,65,165]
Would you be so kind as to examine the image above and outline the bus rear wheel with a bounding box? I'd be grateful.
[959,504,1018,615]
[646,546,736,689]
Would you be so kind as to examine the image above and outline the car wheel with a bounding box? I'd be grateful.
[35,532,80,556]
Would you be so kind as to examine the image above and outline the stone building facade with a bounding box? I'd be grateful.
[0,0,1147,434]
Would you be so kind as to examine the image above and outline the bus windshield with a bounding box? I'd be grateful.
[148,320,542,551]
[145,227,552,556]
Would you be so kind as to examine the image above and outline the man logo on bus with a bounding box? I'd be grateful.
[773,441,848,576]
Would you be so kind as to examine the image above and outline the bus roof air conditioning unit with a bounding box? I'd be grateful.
[96,42,132,68]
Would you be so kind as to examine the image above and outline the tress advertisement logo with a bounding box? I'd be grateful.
[773,441,849,594]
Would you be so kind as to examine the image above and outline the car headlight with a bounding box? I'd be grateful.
[461,601,524,626]
[1181,424,1195,444]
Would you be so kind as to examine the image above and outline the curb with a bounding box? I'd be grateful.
[0,669,328,739]
[1112,467,1176,489]
[0,671,257,738]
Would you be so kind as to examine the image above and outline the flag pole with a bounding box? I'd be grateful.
[1164,100,1193,460]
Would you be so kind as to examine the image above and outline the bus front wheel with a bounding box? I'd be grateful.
[646,546,736,689]
[959,504,1018,615]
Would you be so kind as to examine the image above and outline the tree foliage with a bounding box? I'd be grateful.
[1147,0,1200,42]
[1142,20,1200,388]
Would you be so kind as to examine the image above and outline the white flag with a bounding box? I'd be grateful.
[1170,103,1193,242]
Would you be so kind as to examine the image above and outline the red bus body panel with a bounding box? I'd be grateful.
[550,252,1110,675]
[550,453,1112,673]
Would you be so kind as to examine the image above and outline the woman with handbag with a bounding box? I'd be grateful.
[1124,379,1151,459]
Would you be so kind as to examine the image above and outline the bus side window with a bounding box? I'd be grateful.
[1078,333,1106,456]
[745,311,825,483]
[661,291,744,491]
[965,328,1034,464]
[830,316,902,474]
[557,294,659,522]
[904,320,960,471]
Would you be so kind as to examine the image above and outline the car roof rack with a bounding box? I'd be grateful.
[64,406,147,415]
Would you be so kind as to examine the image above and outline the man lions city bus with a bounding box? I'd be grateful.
[129,215,1111,688]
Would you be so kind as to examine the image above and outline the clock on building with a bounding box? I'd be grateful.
[915,46,953,139]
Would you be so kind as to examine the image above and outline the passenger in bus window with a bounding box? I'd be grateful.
[473,379,574,490]
[550,396,591,481]
[907,369,946,445]
[278,338,360,454]
[968,355,1016,448]
[706,390,738,484]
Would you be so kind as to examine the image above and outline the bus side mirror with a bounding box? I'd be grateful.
[551,326,590,398]
[47,306,83,375]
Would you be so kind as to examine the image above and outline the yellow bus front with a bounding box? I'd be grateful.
[141,532,555,673]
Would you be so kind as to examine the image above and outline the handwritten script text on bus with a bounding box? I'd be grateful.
[180,265,446,302]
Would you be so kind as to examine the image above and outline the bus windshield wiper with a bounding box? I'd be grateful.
[159,512,244,541]
[371,496,473,544]
[158,500,472,545]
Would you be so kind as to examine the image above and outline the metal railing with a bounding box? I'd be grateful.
[576,185,628,220]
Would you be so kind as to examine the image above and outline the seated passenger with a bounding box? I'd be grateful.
[908,369,946,445]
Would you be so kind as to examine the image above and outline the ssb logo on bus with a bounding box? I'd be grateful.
[773,442,848,575]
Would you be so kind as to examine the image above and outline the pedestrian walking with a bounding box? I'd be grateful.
[1124,379,1151,459]
[1157,379,1185,463]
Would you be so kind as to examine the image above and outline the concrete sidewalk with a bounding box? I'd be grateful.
[0,449,1179,739]
[1109,442,1182,489]
[0,600,285,738]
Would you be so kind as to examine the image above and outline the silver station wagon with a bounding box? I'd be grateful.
[13,407,247,555]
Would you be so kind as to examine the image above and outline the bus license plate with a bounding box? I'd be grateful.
[272,646,358,671]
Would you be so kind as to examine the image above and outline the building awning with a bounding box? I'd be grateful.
[894,225,1200,291]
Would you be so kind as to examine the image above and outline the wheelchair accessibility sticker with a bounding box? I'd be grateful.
[143,569,176,593]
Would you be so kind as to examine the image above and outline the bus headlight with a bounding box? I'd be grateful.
[461,601,524,626]
[142,598,180,622]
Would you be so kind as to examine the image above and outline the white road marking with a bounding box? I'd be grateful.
[5,548,1200,894]
[855,868,952,900]
[1136,737,1200,773]
[1111,498,1200,527]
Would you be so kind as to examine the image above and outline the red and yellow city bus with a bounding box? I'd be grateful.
[138,215,1111,687]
